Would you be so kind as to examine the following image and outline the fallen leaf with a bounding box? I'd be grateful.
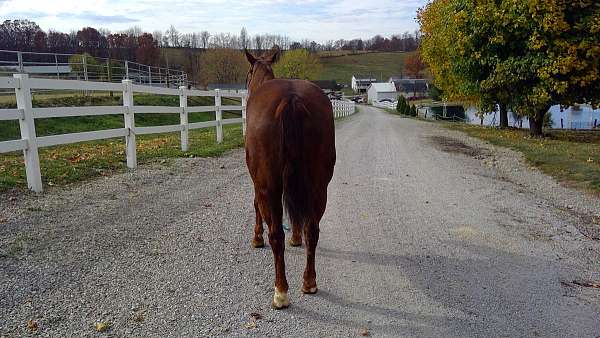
[249,312,262,320]
[0,218,7,223]
[244,321,257,329]
[95,322,110,332]
[360,328,370,336]
[27,319,38,332]
[571,280,600,289]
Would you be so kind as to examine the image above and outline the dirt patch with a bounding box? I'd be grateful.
[429,135,487,158]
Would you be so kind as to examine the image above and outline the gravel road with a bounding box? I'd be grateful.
[1,105,599,337]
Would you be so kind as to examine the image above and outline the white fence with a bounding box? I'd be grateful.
[331,99,356,118]
[0,49,187,88]
[372,100,397,110]
[0,74,246,192]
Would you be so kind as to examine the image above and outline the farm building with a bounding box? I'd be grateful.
[388,77,429,99]
[367,82,398,104]
[351,74,377,93]
[311,80,340,94]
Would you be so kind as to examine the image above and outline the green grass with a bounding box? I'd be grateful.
[319,51,413,84]
[0,94,244,191]
[446,124,600,194]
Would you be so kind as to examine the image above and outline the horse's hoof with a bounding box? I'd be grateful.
[271,289,289,309]
[287,238,302,247]
[251,238,264,248]
[301,285,318,294]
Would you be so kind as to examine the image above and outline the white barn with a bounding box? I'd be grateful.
[367,82,398,104]
[351,74,377,93]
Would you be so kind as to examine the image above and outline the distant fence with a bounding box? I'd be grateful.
[372,100,397,110]
[331,99,356,118]
[0,49,187,89]
[0,74,244,192]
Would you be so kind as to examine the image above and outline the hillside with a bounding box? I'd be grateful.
[318,51,414,85]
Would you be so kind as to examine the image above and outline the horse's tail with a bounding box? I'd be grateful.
[282,95,312,229]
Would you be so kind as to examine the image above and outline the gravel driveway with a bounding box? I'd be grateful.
[1,105,599,337]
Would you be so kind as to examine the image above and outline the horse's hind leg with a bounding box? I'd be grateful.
[257,190,289,309]
[251,197,264,248]
[301,220,319,294]
[288,220,302,247]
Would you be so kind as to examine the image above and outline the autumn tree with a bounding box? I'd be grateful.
[136,33,159,65]
[272,49,322,80]
[196,48,246,86]
[403,52,425,78]
[419,0,600,136]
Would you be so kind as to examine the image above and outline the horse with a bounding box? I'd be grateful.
[244,48,336,309]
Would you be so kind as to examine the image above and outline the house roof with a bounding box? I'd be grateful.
[311,80,338,90]
[389,78,429,93]
[368,82,397,92]
[353,74,377,80]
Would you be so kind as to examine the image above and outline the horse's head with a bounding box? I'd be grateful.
[245,47,279,96]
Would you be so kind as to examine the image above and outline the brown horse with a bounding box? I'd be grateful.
[244,49,336,309]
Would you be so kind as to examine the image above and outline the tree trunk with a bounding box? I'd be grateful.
[529,110,545,137]
[499,102,509,129]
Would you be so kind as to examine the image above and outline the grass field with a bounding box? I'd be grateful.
[0,94,243,191]
[446,124,600,194]
[318,51,413,85]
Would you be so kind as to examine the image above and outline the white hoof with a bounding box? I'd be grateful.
[272,288,289,309]
[302,286,318,294]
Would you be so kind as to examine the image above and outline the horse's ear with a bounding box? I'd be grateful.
[244,49,256,65]
[266,46,280,64]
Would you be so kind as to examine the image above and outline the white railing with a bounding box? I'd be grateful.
[0,74,246,192]
[0,49,187,88]
[332,99,356,118]
[372,100,397,110]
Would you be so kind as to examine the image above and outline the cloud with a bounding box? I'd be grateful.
[56,11,138,24]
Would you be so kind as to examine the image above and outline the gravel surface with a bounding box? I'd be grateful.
[1,105,599,337]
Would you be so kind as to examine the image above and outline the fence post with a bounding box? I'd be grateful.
[14,74,42,192]
[215,89,223,143]
[55,54,60,79]
[242,94,247,136]
[122,79,136,168]
[17,51,24,73]
[179,86,189,151]
[82,54,88,81]
[125,60,129,79]
[148,66,152,86]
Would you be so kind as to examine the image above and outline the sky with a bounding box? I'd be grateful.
[0,0,427,42]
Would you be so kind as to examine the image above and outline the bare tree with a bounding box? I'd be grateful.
[240,27,249,50]
[200,31,210,49]
[166,25,179,47]
[153,30,163,47]
[254,34,263,52]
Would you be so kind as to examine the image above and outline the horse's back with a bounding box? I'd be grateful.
[245,78,336,190]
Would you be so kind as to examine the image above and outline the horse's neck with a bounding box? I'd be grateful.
[250,77,274,95]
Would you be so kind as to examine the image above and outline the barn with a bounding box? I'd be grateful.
[351,74,377,93]
[367,82,398,104]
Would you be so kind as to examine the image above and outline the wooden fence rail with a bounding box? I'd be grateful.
[0,74,247,192]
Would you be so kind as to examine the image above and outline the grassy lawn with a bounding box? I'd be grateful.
[319,51,413,85]
[0,94,244,192]
[447,124,600,194]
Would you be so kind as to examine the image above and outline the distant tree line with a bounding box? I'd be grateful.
[0,19,420,62]
[0,19,160,65]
